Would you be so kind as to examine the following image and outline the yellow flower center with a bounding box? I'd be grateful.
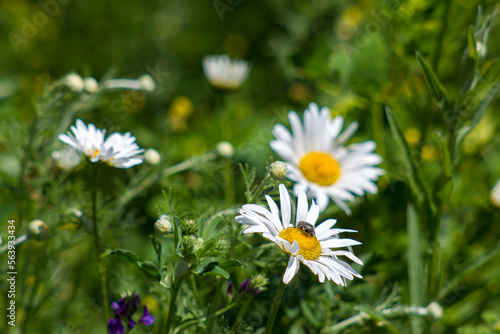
[278,227,321,261]
[86,148,100,159]
[299,152,341,186]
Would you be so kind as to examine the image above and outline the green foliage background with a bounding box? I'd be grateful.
[1,0,500,333]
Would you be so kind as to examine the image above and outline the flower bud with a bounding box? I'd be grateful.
[65,73,84,93]
[216,141,234,158]
[269,161,288,181]
[426,302,443,319]
[180,219,198,236]
[27,219,51,241]
[144,149,161,165]
[84,77,99,93]
[139,74,156,93]
[154,215,172,234]
[227,281,234,297]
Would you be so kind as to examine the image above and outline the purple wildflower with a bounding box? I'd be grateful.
[139,306,155,326]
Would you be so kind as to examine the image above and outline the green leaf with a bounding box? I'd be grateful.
[204,266,230,279]
[196,261,230,279]
[149,235,162,267]
[455,82,500,160]
[406,204,425,334]
[219,259,242,269]
[140,261,161,282]
[385,107,431,211]
[415,52,449,109]
[467,26,478,63]
[195,240,216,258]
[108,249,161,282]
[107,249,142,267]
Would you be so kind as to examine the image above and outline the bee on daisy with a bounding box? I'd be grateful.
[59,119,144,168]
[271,103,384,214]
[236,184,362,285]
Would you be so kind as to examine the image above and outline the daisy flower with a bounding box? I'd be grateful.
[271,103,384,214]
[236,184,363,285]
[59,119,144,168]
[101,132,144,168]
[202,54,251,91]
[58,119,106,162]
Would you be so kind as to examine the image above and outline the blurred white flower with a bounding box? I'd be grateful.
[58,119,106,163]
[84,77,99,93]
[216,141,234,158]
[271,103,384,214]
[202,54,251,91]
[51,147,82,170]
[490,180,500,207]
[59,119,144,168]
[144,148,161,165]
[236,184,362,285]
[65,73,84,93]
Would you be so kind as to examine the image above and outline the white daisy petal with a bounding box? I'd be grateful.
[283,256,300,284]
[296,190,308,223]
[279,184,291,229]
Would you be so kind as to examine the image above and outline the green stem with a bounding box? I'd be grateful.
[223,158,235,205]
[230,297,253,331]
[265,271,287,334]
[91,165,110,322]
[206,278,223,332]
[248,172,271,203]
[431,0,452,71]
[164,274,187,334]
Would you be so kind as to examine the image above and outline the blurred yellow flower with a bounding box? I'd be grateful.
[168,96,194,132]
[141,295,160,315]
[341,7,363,27]
[421,144,439,162]
[404,128,421,145]
[168,96,193,118]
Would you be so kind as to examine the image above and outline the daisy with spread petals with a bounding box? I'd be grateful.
[236,184,362,285]
[59,119,144,168]
[59,119,106,162]
[202,54,251,91]
[271,103,384,214]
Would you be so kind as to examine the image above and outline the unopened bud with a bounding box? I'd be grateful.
[27,219,50,241]
[139,74,156,92]
[65,73,84,93]
[426,302,443,319]
[216,141,234,158]
[154,214,172,234]
[144,148,161,165]
[84,77,99,93]
[269,161,288,181]
[180,219,198,236]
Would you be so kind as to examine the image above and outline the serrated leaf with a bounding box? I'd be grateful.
[407,204,425,334]
[140,261,161,282]
[219,259,242,269]
[415,52,449,109]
